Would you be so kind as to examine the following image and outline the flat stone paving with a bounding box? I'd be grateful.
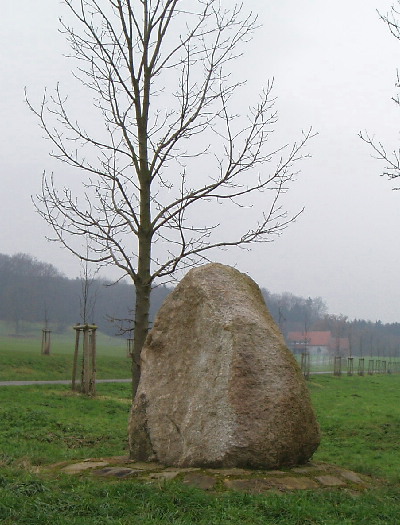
[44,457,374,494]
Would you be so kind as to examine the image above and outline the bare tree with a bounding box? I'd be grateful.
[71,251,98,395]
[28,0,313,397]
[79,248,98,325]
[360,3,400,182]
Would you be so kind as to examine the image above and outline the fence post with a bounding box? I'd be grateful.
[41,329,52,355]
[72,326,80,391]
[301,351,310,380]
[334,356,342,376]
[358,358,365,376]
[347,357,354,376]
[368,359,374,375]
[127,338,134,358]
[89,326,97,396]
[73,323,97,396]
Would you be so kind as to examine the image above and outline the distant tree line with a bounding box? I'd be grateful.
[313,315,400,358]
[263,290,328,334]
[1,252,399,356]
[0,253,169,336]
[263,291,400,358]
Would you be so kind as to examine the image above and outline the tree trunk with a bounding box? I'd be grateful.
[132,276,151,399]
[132,89,152,399]
[132,153,152,399]
[132,207,152,399]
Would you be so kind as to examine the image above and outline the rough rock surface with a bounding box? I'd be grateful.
[129,263,320,468]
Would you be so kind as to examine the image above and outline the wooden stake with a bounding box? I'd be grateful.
[90,327,97,396]
[72,326,80,391]
[82,326,90,394]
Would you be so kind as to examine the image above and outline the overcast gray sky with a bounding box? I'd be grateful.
[2,0,400,322]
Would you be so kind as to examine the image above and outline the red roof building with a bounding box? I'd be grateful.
[287,331,350,355]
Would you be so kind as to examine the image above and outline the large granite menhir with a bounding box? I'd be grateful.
[129,263,320,468]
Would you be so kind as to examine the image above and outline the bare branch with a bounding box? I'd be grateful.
[361,3,400,187]
[29,0,313,396]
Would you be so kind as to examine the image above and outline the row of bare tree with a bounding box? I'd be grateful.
[0,252,168,336]
[3,251,398,360]
[0,252,326,335]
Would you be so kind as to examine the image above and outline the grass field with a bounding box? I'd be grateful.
[310,374,400,482]
[1,341,400,523]
[0,331,130,381]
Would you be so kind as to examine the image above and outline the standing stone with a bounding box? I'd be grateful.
[129,263,320,468]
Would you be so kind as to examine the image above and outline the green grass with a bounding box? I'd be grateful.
[310,374,400,482]
[1,367,400,523]
[0,349,130,381]
[0,475,399,525]
[0,383,131,465]
[0,333,130,380]
[0,330,127,356]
